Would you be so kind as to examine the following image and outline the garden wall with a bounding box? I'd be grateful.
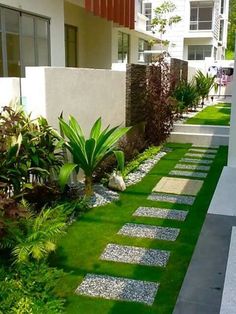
[24,67,126,135]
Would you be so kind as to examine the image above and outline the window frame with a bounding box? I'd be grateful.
[190,2,213,31]
[65,24,78,68]
[118,31,130,64]
[188,45,212,60]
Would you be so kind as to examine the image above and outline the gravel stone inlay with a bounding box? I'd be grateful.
[169,170,208,178]
[185,153,216,159]
[100,243,170,267]
[181,158,213,165]
[133,206,188,221]
[192,145,219,149]
[189,148,218,154]
[175,164,211,171]
[118,223,180,241]
[148,192,195,205]
[76,274,159,305]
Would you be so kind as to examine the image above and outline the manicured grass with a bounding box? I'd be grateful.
[51,143,228,314]
[185,103,231,126]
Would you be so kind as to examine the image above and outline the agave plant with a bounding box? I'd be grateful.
[59,117,131,197]
[194,70,218,105]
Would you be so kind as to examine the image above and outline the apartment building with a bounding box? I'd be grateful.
[0,0,156,77]
[142,0,229,63]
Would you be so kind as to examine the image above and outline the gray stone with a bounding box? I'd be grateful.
[148,192,195,205]
[181,158,213,165]
[100,243,170,267]
[133,206,188,221]
[76,273,159,305]
[108,173,126,191]
[175,164,210,172]
[192,145,219,149]
[118,223,180,241]
[189,148,218,154]
[169,170,208,178]
[185,153,216,159]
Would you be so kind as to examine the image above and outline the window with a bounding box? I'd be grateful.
[219,20,224,41]
[144,3,152,31]
[188,45,212,60]
[118,31,129,63]
[220,0,225,14]
[0,6,50,77]
[65,24,77,67]
[190,2,213,30]
[138,38,150,63]
[137,0,143,14]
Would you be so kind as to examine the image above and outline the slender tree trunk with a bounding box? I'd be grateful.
[84,175,93,197]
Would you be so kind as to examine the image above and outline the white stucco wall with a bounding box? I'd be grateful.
[0,78,20,107]
[24,67,126,135]
[0,0,65,66]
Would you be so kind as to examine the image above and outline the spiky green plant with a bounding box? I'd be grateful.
[194,70,218,105]
[59,117,131,197]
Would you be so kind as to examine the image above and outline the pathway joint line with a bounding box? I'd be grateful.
[76,274,159,306]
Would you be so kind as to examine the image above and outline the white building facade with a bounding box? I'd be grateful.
[142,0,229,63]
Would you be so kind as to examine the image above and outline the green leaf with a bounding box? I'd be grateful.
[90,118,102,140]
[58,163,77,190]
[113,150,125,172]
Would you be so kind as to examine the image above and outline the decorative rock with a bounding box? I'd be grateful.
[148,192,195,205]
[169,170,208,178]
[118,223,180,241]
[181,158,213,165]
[108,173,126,191]
[175,164,210,172]
[185,153,216,159]
[100,243,170,267]
[133,207,188,221]
[76,273,159,305]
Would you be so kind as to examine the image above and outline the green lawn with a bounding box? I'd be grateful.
[185,103,231,126]
[51,143,228,314]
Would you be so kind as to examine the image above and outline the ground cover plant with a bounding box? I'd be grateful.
[50,143,227,314]
[184,103,231,126]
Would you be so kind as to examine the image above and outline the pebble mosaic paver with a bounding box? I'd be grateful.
[152,177,203,196]
[100,243,170,267]
[118,223,180,241]
[185,153,216,159]
[175,164,211,172]
[169,170,208,179]
[189,148,218,154]
[133,207,188,221]
[76,274,159,305]
[148,192,196,205]
[181,158,213,165]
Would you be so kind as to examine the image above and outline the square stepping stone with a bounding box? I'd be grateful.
[175,164,210,172]
[76,273,159,305]
[169,170,208,179]
[118,223,180,241]
[133,206,188,221]
[148,192,195,205]
[189,148,218,154]
[181,158,213,165]
[100,243,170,267]
[185,153,215,159]
[152,177,203,196]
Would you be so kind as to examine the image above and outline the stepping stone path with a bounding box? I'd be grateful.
[181,158,213,164]
[192,145,219,149]
[76,145,220,307]
[153,177,203,196]
[185,153,216,159]
[175,164,210,172]
[148,192,196,205]
[118,223,180,241]
[76,274,159,306]
[133,207,188,221]
[169,170,208,179]
[100,243,170,267]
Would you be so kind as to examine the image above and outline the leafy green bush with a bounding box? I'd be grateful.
[123,146,161,177]
[59,116,130,196]
[0,106,63,196]
[0,263,65,314]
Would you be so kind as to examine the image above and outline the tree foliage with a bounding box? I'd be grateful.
[227,0,236,52]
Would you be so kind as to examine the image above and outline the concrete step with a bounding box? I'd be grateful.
[173,124,230,135]
[168,132,229,146]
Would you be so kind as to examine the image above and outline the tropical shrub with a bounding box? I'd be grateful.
[0,263,65,314]
[0,106,63,196]
[145,60,175,145]
[59,116,131,196]
[194,70,217,105]
[172,80,199,114]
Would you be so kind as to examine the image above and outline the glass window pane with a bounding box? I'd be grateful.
[199,21,212,29]
[190,8,197,21]
[5,9,19,33]
[36,19,49,66]
[6,33,20,76]
[21,15,35,68]
[199,7,212,21]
